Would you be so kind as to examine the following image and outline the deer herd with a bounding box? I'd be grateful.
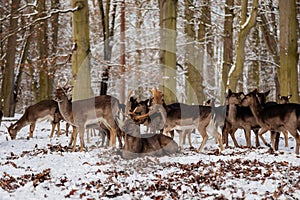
[1,81,299,159]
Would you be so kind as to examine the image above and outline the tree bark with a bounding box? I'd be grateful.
[71,0,92,100]
[222,0,234,96]
[159,0,177,104]
[228,0,258,91]
[98,0,116,95]
[2,0,21,117]
[185,0,204,105]
[279,0,299,102]
[38,0,50,101]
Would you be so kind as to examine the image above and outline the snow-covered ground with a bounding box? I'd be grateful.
[0,115,299,199]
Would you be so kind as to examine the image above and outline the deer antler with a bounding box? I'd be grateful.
[150,87,164,104]
[125,90,133,115]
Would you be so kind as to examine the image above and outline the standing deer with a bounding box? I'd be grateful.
[7,100,63,140]
[0,110,3,126]
[133,88,224,153]
[241,90,300,154]
[54,85,121,152]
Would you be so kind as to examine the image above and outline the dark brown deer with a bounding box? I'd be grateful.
[134,88,224,153]
[278,94,292,105]
[256,91,291,149]
[7,100,63,140]
[0,110,3,126]
[116,112,178,159]
[241,90,300,154]
[54,85,121,152]
[277,95,291,147]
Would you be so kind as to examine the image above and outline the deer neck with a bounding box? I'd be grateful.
[227,103,237,124]
[249,98,263,126]
[57,97,74,125]
[13,114,29,132]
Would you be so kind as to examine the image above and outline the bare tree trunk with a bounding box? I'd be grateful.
[49,0,60,99]
[222,0,234,97]
[279,0,299,102]
[38,0,50,101]
[71,0,92,100]
[228,0,258,90]
[2,0,21,117]
[185,0,204,105]
[119,0,125,103]
[98,0,117,95]
[159,0,177,104]
[259,11,280,95]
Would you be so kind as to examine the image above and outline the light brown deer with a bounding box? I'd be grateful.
[7,100,63,140]
[54,85,121,152]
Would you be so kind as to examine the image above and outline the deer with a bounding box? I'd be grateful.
[256,91,292,149]
[54,83,122,152]
[115,103,178,160]
[7,100,64,140]
[241,89,300,154]
[0,110,3,126]
[278,94,292,105]
[133,88,224,153]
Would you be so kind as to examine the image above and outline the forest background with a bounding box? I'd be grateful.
[0,0,299,117]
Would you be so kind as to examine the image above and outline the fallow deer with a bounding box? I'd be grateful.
[7,100,63,140]
[0,110,3,126]
[241,90,300,154]
[278,94,292,105]
[134,88,224,153]
[116,111,178,159]
[277,94,291,147]
[256,91,291,149]
[54,84,121,152]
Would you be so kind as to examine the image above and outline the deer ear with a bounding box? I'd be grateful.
[264,90,270,96]
[252,89,258,93]
[228,89,232,96]
[288,95,292,99]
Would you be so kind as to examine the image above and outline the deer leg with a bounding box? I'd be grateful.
[86,129,90,144]
[187,130,193,148]
[258,128,270,147]
[252,129,260,147]
[196,128,208,153]
[109,128,117,147]
[29,123,35,139]
[56,122,61,137]
[214,129,224,151]
[79,127,85,152]
[182,130,186,145]
[229,128,239,148]
[270,131,280,151]
[49,122,56,138]
[117,129,123,149]
[178,130,184,148]
[286,129,299,155]
[245,128,252,148]
[283,131,289,147]
[65,123,70,137]
[71,127,78,152]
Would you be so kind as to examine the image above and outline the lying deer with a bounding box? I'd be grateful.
[241,90,300,154]
[133,88,224,153]
[7,100,63,140]
[117,114,178,159]
[54,84,122,152]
